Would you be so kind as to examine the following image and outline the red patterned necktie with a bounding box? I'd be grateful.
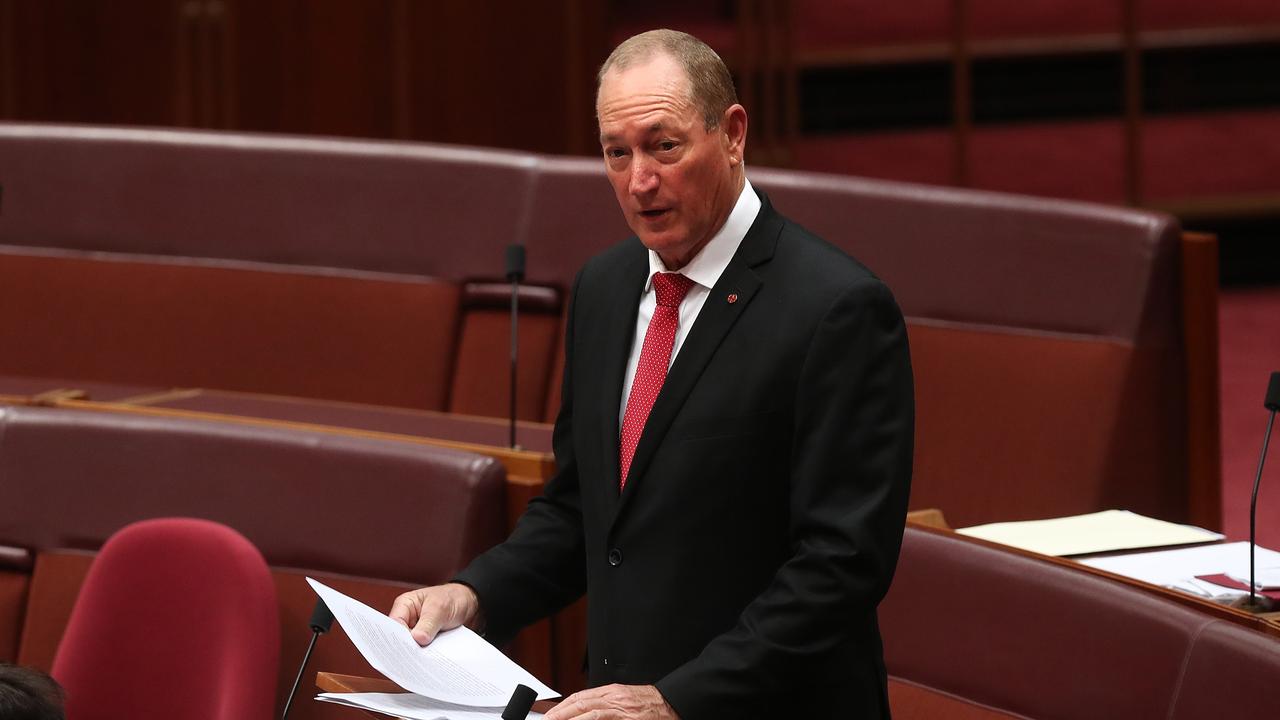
[619,272,696,490]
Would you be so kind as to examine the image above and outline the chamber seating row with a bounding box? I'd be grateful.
[882,524,1280,719]
[7,397,1274,718]
[0,122,1218,531]
[0,403,532,720]
[0,249,563,420]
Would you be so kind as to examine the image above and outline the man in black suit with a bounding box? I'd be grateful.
[392,29,913,720]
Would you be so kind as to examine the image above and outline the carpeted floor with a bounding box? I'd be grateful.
[1218,286,1280,547]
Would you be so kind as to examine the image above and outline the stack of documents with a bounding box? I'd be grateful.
[956,509,1223,556]
[307,578,556,720]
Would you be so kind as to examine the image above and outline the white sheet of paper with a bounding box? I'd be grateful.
[956,509,1223,556]
[316,692,545,720]
[1079,541,1280,596]
[306,578,557,706]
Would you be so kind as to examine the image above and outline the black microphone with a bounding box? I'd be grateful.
[1235,371,1279,613]
[506,244,526,450]
[502,684,537,720]
[281,598,336,719]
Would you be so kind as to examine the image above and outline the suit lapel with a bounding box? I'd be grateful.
[594,245,649,518]
[614,193,783,521]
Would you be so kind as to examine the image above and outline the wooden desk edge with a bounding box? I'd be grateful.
[315,672,559,713]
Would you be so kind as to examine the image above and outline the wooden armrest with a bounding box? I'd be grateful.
[906,508,950,530]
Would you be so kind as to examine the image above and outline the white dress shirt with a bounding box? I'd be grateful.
[618,179,762,430]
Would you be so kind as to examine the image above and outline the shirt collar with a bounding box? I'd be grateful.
[645,178,762,292]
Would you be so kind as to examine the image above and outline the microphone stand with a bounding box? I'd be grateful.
[1235,371,1280,613]
[506,244,526,450]
[281,599,335,719]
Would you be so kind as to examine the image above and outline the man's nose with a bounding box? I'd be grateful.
[629,157,659,196]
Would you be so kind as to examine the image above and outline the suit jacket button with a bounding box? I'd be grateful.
[608,548,623,566]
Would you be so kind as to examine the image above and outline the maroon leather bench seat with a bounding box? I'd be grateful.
[525,158,1208,528]
[748,166,1197,527]
[0,124,535,279]
[0,404,510,720]
[0,124,566,421]
[0,403,505,596]
[881,526,1280,719]
[0,123,1215,530]
[0,246,462,410]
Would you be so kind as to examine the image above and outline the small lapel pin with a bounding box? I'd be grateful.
[727,293,738,304]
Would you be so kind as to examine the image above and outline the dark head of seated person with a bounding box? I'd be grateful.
[0,664,65,720]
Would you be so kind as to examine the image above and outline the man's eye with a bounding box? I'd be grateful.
[658,141,678,152]
[605,148,627,159]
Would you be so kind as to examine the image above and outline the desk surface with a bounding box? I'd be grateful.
[315,673,558,715]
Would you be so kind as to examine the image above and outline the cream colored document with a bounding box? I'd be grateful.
[306,578,557,708]
[956,509,1222,556]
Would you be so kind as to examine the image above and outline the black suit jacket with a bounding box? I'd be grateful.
[457,191,914,719]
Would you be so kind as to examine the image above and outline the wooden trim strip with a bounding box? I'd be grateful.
[178,388,556,432]
[112,388,203,406]
[315,673,559,712]
[29,389,87,405]
[51,399,556,481]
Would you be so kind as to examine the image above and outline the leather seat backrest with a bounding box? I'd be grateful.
[0,405,506,582]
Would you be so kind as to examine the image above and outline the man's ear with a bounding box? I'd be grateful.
[722,104,748,165]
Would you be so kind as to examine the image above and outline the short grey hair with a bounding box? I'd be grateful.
[597,29,739,130]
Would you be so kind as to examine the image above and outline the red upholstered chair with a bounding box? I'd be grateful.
[51,518,279,720]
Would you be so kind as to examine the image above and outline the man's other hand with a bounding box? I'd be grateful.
[388,583,480,646]
[544,684,678,720]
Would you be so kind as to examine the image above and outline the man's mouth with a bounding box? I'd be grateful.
[639,208,670,218]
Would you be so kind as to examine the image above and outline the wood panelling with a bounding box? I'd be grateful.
[231,0,400,138]
[405,1,580,152]
[0,0,606,154]
[8,0,184,126]
[0,0,14,117]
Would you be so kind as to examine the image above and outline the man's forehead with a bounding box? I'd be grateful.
[598,117,675,142]
[598,53,691,107]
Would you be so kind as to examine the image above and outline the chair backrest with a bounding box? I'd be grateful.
[0,247,462,410]
[0,404,507,584]
[50,518,278,720]
[527,157,1202,525]
[750,167,1192,526]
[0,124,536,280]
[880,526,1280,719]
[1168,619,1280,719]
[0,122,1213,526]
